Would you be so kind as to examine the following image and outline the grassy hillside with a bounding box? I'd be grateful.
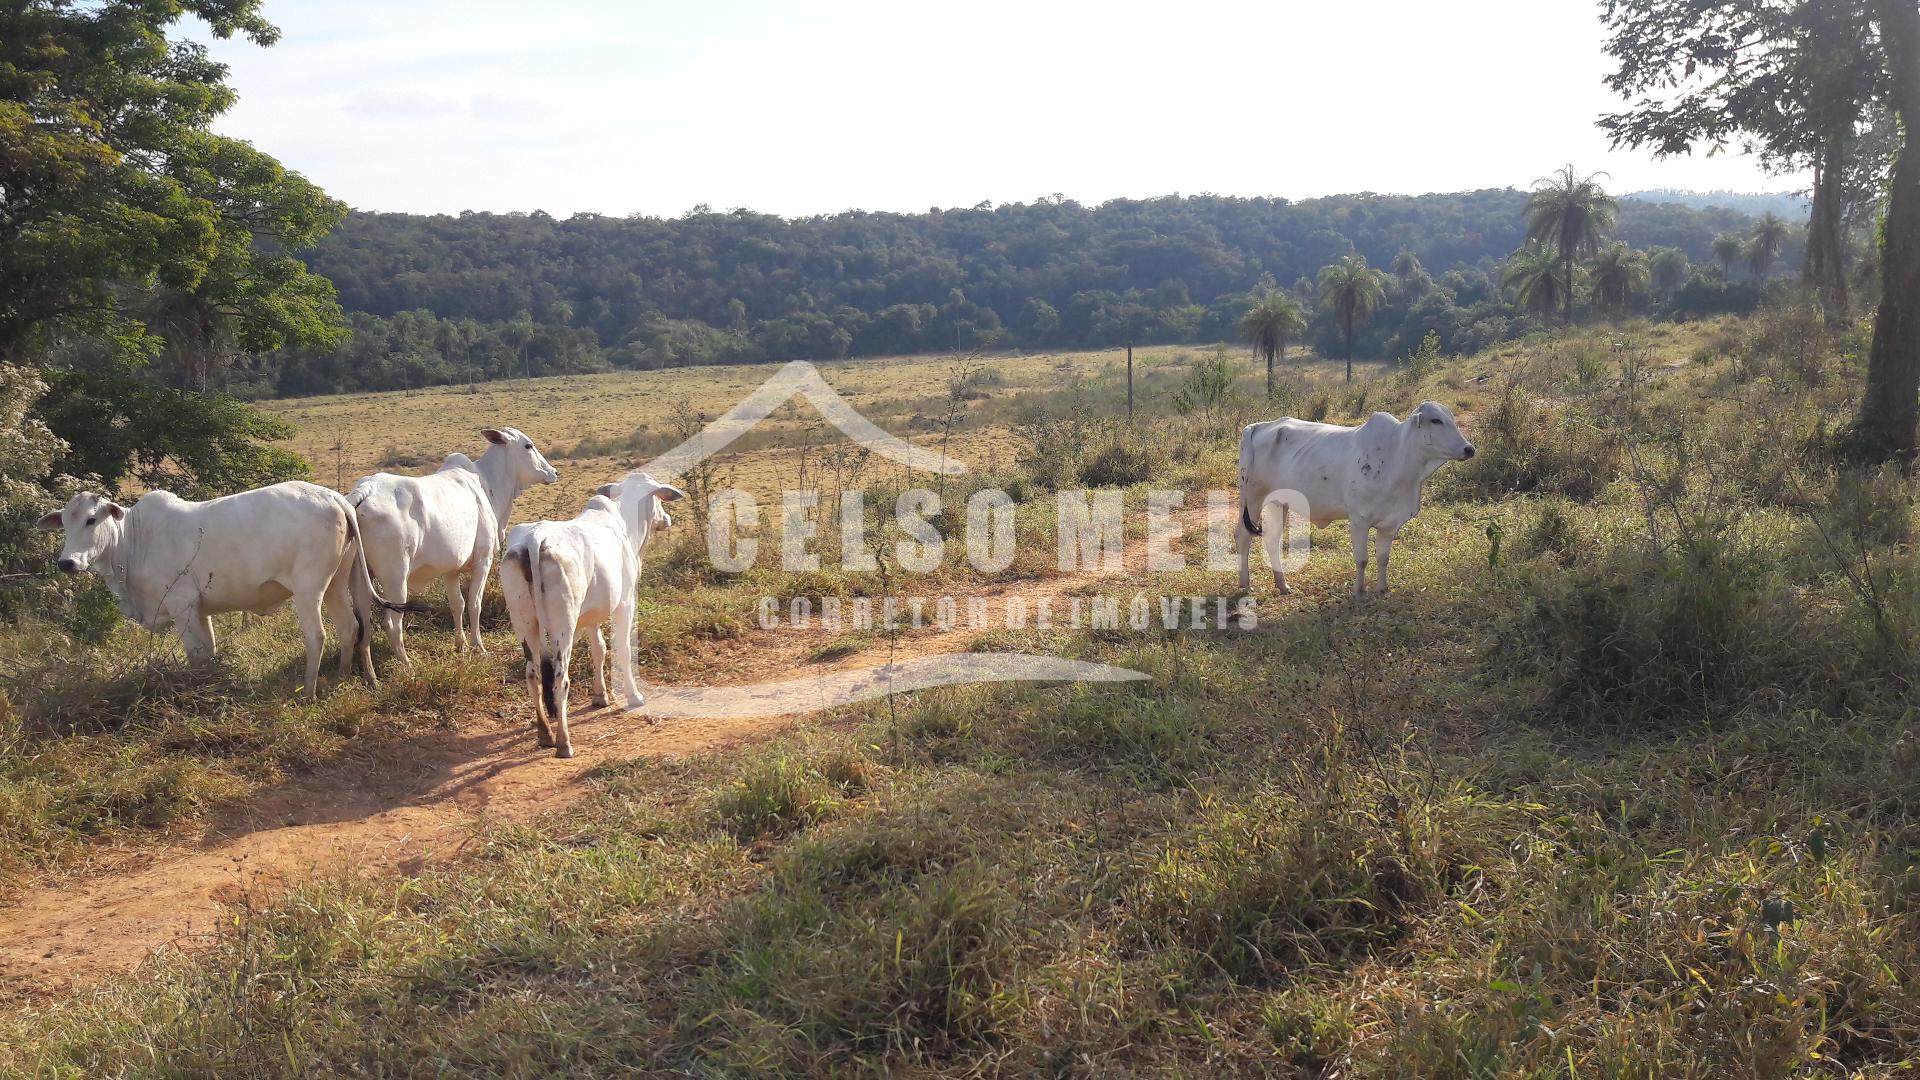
[5,308,1920,1075]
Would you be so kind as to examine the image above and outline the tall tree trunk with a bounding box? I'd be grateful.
[1860,0,1920,463]
[1806,134,1852,324]
[1563,251,1575,324]
[1266,346,1274,398]
[1343,315,1354,382]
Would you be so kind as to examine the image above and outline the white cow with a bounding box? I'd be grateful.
[348,427,558,665]
[1237,400,1474,597]
[37,482,406,696]
[499,471,684,758]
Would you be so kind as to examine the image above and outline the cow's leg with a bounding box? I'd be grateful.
[465,554,491,654]
[326,576,354,680]
[1349,519,1371,598]
[523,641,553,748]
[445,572,469,652]
[1375,528,1398,595]
[294,593,327,697]
[587,625,610,709]
[612,596,646,711]
[325,574,374,687]
[366,549,412,670]
[1272,502,1293,595]
[548,641,575,758]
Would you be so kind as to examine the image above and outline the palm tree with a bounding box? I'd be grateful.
[1747,212,1791,283]
[1390,249,1424,282]
[1502,243,1573,318]
[1316,255,1387,382]
[1712,233,1744,281]
[1589,242,1651,318]
[1524,165,1618,323]
[1238,291,1308,398]
[1648,246,1690,297]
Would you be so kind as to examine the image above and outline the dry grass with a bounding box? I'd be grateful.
[10,314,1920,1075]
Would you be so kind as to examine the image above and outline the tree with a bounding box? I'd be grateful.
[1503,244,1574,318]
[1390,250,1425,282]
[0,0,340,490]
[1712,233,1746,280]
[1601,0,1883,325]
[0,364,70,609]
[1649,246,1692,296]
[1316,256,1386,382]
[1524,165,1619,323]
[1238,292,1307,398]
[1590,242,1651,317]
[1859,0,1920,460]
[1748,211,1792,282]
[1601,0,1920,459]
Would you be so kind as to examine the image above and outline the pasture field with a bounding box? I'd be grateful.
[7,311,1920,1075]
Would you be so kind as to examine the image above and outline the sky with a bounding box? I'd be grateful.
[189,0,1805,219]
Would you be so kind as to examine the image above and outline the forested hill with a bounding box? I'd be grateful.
[259,189,1791,397]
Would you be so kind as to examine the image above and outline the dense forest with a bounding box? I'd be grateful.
[247,190,1797,397]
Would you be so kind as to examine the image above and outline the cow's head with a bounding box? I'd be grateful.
[36,492,127,575]
[598,471,686,555]
[481,427,559,490]
[1408,401,1474,461]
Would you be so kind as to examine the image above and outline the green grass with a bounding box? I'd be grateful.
[7,312,1920,1075]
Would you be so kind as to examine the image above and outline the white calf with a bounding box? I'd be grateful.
[1237,400,1474,596]
[349,427,557,664]
[498,472,684,757]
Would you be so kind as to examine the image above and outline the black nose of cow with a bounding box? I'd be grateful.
[56,557,78,574]
[1462,445,1476,459]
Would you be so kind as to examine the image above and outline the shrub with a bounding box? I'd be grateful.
[1532,533,1853,725]
[1443,382,1621,502]
[1076,438,1161,488]
[1516,501,1582,563]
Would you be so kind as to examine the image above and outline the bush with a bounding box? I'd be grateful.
[1533,533,1862,725]
[1443,382,1622,502]
[1076,438,1162,488]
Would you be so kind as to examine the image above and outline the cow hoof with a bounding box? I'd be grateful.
[623,697,647,713]
[1277,584,1294,596]
[591,696,609,709]
[554,745,574,760]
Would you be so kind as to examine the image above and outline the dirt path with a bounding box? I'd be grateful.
[0,511,1210,1000]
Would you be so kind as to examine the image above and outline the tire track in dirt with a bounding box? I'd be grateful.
[0,509,1212,1000]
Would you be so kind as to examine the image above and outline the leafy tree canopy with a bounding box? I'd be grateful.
[0,0,340,499]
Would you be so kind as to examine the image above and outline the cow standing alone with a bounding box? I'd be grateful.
[1237,400,1475,596]
[38,482,406,696]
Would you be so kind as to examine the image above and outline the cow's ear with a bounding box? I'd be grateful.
[35,511,63,531]
[481,428,508,445]
[106,502,125,521]
[596,483,620,498]
[655,484,687,502]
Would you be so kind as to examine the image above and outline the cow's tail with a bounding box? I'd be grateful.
[1238,427,1262,537]
[527,537,562,720]
[341,501,422,627]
